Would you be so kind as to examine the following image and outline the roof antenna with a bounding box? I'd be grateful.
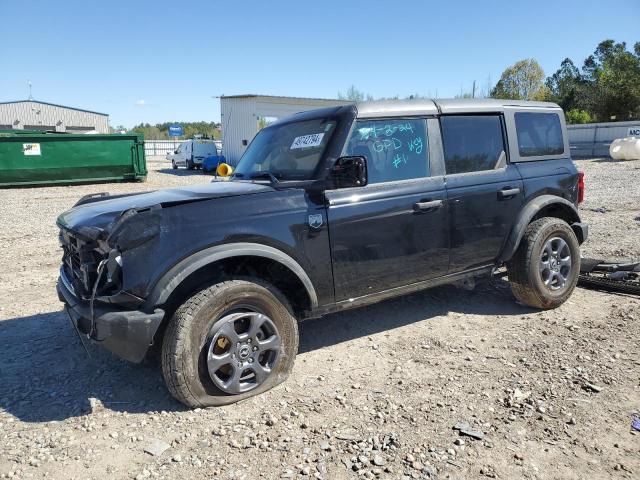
[28,80,33,100]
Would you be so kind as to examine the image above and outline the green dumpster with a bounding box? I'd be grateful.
[0,130,147,187]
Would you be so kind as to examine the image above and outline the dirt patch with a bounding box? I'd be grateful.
[0,157,638,479]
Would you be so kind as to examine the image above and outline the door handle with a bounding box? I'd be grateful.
[413,199,443,212]
[498,187,520,199]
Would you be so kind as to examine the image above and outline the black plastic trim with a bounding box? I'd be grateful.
[145,242,319,309]
[571,221,589,244]
[496,195,583,264]
[308,265,493,318]
[58,279,164,363]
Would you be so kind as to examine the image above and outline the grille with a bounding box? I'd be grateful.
[60,229,104,298]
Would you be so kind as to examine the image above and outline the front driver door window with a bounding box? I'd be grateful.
[344,118,429,184]
[325,118,449,301]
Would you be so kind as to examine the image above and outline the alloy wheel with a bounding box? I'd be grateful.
[206,311,281,394]
[539,236,572,291]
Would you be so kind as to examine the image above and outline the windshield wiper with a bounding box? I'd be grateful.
[248,172,280,185]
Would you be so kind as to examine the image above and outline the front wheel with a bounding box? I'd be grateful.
[161,279,298,407]
[507,217,581,309]
[172,160,177,170]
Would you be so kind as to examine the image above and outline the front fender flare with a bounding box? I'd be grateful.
[145,242,318,309]
[497,195,582,264]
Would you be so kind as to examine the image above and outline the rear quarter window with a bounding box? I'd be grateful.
[515,112,564,157]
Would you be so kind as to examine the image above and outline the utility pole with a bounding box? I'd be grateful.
[472,80,476,99]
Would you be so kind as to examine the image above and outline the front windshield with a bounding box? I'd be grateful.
[233,118,336,181]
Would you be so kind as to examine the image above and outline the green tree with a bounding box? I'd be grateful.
[546,58,585,112]
[583,40,640,121]
[491,59,548,100]
[131,121,221,140]
[565,109,592,124]
[545,40,640,122]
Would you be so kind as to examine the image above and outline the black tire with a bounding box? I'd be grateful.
[507,217,581,309]
[161,279,298,407]
[172,160,177,170]
[187,159,195,170]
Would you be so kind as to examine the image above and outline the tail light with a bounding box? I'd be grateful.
[577,171,585,204]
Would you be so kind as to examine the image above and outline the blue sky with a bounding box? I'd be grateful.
[1,0,638,128]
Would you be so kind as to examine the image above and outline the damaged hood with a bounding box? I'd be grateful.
[57,181,273,233]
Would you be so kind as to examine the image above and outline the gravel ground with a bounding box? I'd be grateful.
[577,158,640,261]
[0,157,638,480]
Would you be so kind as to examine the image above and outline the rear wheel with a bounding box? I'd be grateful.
[507,217,580,309]
[161,279,298,407]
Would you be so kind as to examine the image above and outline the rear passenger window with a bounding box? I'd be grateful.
[440,115,506,174]
[515,112,564,157]
[344,119,429,184]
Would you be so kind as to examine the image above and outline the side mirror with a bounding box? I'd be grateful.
[330,156,368,188]
[174,149,178,154]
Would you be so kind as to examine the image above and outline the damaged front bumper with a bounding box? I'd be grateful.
[57,269,164,363]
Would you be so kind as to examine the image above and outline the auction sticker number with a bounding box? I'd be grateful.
[23,143,41,155]
[291,133,325,149]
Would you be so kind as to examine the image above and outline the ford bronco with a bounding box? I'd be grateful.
[57,99,587,407]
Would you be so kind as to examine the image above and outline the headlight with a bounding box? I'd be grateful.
[106,250,122,286]
[107,210,160,251]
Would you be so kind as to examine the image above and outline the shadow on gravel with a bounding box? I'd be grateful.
[0,280,530,423]
[0,311,187,423]
[298,279,532,353]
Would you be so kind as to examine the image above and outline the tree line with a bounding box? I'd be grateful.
[115,39,637,136]
[121,122,222,140]
[339,39,640,124]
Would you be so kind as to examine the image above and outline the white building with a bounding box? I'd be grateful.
[220,94,351,165]
[0,99,109,133]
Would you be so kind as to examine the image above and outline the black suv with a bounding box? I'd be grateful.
[57,99,587,407]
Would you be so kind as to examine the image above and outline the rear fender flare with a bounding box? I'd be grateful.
[497,195,582,264]
[146,242,318,309]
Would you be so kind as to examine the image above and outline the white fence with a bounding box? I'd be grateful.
[568,120,640,158]
[144,139,223,158]
[144,140,184,157]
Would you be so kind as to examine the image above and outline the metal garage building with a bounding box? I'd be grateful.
[220,94,350,165]
[0,100,109,134]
